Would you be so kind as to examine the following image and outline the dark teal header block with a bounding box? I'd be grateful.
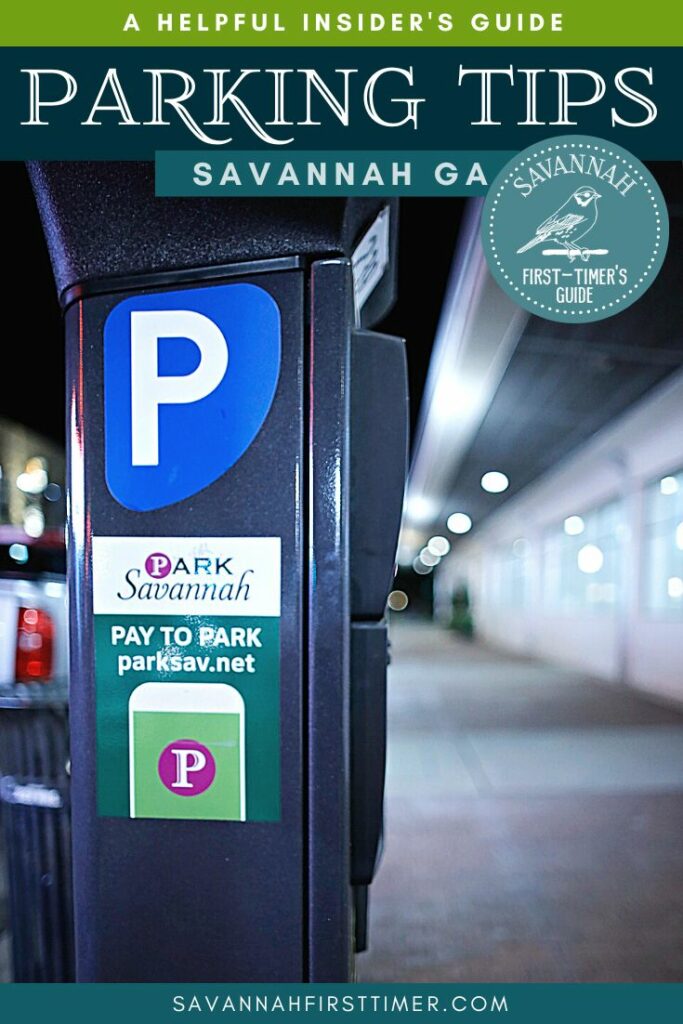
[0,47,679,160]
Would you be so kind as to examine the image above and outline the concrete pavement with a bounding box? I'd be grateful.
[357,618,683,982]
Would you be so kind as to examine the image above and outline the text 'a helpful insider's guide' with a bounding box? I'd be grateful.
[92,536,281,822]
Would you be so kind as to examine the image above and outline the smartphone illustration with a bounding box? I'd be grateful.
[128,682,245,821]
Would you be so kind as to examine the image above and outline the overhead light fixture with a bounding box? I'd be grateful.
[404,494,437,526]
[413,558,433,576]
[447,512,472,535]
[405,201,528,542]
[577,543,604,575]
[396,545,416,567]
[388,590,409,612]
[668,577,683,599]
[23,507,45,539]
[481,471,509,494]
[17,468,49,495]
[44,483,62,502]
[419,548,440,567]
[427,535,451,557]
[8,543,29,564]
[660,476,679,496]
[564,515,585,536]
[396,526,423,566]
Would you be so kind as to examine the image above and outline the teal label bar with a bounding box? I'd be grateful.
[155,151,514,197]
[0,983,683,1020]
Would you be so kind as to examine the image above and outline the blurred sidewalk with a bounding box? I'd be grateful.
[358,618,683,982]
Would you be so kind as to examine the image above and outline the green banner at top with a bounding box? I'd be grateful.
[2,1,683,47]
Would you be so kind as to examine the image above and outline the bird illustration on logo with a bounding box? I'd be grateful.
[517,185,602,262]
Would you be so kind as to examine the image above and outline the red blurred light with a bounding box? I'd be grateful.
[15,606,55,683]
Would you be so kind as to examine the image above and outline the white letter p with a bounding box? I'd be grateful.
[171,748,207,789]
[130,309,228,466]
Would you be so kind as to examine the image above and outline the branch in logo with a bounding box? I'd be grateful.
[517,186,605,263]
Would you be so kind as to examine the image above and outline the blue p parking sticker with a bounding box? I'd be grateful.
[104,282,281,511]
[481,135,669,324]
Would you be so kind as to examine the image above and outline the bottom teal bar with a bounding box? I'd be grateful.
[0,984,681,1022]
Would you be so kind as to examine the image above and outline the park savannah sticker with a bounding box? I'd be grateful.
[92,536,281,822]
[481,135,669,323]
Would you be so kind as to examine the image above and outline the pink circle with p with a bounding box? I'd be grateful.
[145,552,172,578]
[158,739,216,796]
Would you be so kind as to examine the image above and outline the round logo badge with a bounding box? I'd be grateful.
[481,135,669,323]
[145,552,172,578]
[158,739,216,796]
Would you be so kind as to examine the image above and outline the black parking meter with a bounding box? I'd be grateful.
[29,162,407,982]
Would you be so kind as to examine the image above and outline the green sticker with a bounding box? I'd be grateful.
[481,135,669,323]
[130,689,244,821]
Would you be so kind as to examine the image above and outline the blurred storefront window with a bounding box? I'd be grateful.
[543,500,624,613]
[487,539,532,608]
[643,469,683,615]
